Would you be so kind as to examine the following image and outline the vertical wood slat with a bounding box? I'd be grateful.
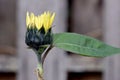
[17,0,67,80]
[103,0,120,80]
[17,0,28,80]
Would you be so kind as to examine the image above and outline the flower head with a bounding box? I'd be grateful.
[25,11,55,50]
[26,11,55,33]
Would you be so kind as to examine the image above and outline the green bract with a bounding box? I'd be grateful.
[25,27,52,50]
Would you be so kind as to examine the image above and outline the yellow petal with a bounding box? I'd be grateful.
[30,13,35,27]
[50,13,55,27]
[26,12,30,28]
[46,13,50,31]
[26,11,55,32]
[37,15,42,30]
[35,16,39,29]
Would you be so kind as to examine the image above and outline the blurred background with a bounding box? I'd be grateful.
[0,0,120,80]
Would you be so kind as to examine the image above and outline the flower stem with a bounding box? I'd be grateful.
[36,68,44,80]
[41,45,53,65]
[34,45,53,80]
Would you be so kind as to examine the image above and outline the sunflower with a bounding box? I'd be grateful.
[25,11,55,50]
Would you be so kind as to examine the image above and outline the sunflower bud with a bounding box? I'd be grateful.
[25,12,55,50]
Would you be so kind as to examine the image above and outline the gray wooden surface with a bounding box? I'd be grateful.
[103,0,120,80]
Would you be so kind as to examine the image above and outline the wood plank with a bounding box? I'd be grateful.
[0,72,16,80]
[0,46,16,55]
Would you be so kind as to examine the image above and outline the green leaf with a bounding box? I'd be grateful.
[53,33,120,57]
